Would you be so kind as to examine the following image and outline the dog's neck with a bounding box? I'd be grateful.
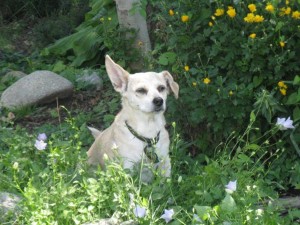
[119,101,165,137]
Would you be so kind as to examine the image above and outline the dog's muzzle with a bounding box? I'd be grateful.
[153,97,164,112]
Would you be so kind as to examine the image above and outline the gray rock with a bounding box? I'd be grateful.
[0,70,73,109]
[76,71,103,91]
[0,192,21,219]
[1,71,27,83]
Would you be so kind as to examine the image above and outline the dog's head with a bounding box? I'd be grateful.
[105,55,179,114]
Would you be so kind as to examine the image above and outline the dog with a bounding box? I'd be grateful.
[87,55,179,178]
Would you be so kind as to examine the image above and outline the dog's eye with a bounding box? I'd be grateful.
[136,88,147,94]
[157,85,166,92]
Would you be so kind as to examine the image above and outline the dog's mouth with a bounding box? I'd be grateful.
[153,105,164,112]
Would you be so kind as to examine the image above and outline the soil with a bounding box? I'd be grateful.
[12,90,102,131]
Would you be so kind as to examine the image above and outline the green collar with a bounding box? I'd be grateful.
[125,121,160,163]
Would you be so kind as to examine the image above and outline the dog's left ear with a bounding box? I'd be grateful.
[163,71,179,99]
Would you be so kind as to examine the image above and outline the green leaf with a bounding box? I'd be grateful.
[250,111,256,123]
[275,22,285,32]
[194,205,212,221]
[52,61,66,73]
[237,153,253,164]
[220,194,237,213]
[158,52,177,65]
[243,143,260,151]
[158,54,168,66]
[293,75,300,85]
[293,106,300,122]
[286,91,300,105]
[253,76,263,87]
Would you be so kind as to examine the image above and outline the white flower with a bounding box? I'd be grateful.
[255,208,264,216]
[276,117,295,130]
[12,162,19,170]
[160,209,174,223]
[37,133,47,141]
[111,143,118,150]
[34,140,47,150]
[133,205,146,218]
[225,180,237,194]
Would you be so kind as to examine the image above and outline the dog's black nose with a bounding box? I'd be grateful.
[153,97,163,107]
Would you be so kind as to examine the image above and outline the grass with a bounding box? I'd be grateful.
[0,97,299,224]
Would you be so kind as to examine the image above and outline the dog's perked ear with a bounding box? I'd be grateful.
[105,55,129,93]
[162,71,179,99]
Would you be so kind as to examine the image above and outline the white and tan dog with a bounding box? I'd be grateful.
[87,55,179,177]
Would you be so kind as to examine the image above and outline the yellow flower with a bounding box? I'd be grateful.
[184,65,190,71]
[244,13,255,22]
[254,15,264,22]
[244,13,263,23]
[280,41,285,47]
[181,15,189,22]
[192,82,197,87]
[249,33,256,39]
[138,41,143,47]
[108,17,112,21]
[100,17,105,22]
[227,6,236,18]
[280,88,287,96]
[286,0,290,5]
[292,11,300,19]
[280,7,291,16]
[169,9,175,16]
[211,16,216,20]
[265,3,275,13]
[214,8,225,16]
[248,4,257,13]
[278,81,285,88]
[209,21,213,26]
[278,81,288,95]
[229,90,234,96]
[203,77,211,85]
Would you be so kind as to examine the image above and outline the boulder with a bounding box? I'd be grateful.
[1,71,27,83]
[76,70,103,91]
[0,70,73,109]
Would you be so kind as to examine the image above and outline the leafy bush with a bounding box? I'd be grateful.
[149,0,300,153]
[1,111,299,224]
[32,0,90,48]
[0,0,81,20]
[43,0,141,68]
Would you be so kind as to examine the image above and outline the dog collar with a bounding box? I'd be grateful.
[125,121,160,163]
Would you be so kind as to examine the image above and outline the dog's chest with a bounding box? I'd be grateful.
[117,124,169,163]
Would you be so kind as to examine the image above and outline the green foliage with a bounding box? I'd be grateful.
[1,111,299,224]
[0,0,82,20]
[43,0,136,67]
[149,0,300,153]
[32,0,90,48]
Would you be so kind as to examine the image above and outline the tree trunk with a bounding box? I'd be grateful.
[115,0,151,57]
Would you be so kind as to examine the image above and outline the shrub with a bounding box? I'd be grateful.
[43,0,140,67]
[149,0,300,153]
[31,0,90,48]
